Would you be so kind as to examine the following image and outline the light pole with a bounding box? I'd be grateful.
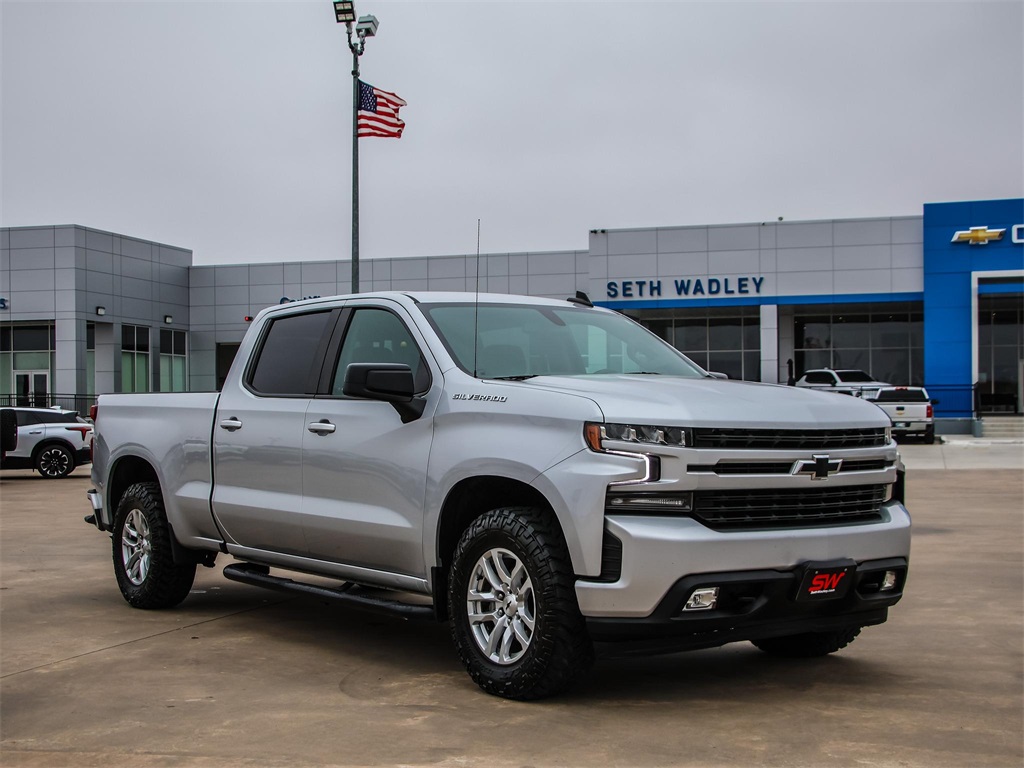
[334,1,379,293]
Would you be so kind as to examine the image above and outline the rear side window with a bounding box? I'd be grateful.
[38,412,80,424]
[14,411,41,427]
[249,311,333,395]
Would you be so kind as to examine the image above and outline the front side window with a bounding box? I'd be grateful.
[803,371,834,385]
[249,311,333,395]
[331,308,429,395]
[420,303,705,379]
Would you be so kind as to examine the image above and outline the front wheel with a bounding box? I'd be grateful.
[751,627,861,658]
[448,507,593,700]
[35,443,74,478]
[112,482,196,609]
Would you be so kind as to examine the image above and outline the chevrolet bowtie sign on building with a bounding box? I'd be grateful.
[950,226,1006,245]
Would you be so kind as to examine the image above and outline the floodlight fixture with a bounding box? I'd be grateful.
[334,1,356,23]
[355,14,378,38]
[164,315,173,325]
[96,306,106,316]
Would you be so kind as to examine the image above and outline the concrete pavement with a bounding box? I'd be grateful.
[1,458,1022,767]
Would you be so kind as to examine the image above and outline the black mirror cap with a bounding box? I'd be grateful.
[343,363,415,403]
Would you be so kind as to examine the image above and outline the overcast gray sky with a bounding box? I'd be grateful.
[2,0,1022,265]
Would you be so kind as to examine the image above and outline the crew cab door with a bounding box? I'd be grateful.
[212,308,339,556]
[300,302,438,577]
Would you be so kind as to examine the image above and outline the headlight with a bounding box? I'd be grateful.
[585,422,690,451]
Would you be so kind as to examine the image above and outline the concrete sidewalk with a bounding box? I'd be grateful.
[898,438,1024,470]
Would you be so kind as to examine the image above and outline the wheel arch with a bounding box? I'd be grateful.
[31,437,76,462]
[107,454,161,524]
[31,438,77,477]
[432,475,558,620]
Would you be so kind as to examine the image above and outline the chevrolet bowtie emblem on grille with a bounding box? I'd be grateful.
[793,455,843,480]
[951,226,1006,245]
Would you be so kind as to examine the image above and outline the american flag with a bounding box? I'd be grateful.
[358,81,406,138]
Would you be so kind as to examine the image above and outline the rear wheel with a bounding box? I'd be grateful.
[448,506,593,700]
[751,627,861,658]
[112,482,196,609]
[35,443,74,478]
[923,425,935,444]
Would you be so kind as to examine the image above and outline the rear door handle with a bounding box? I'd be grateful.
[219,418,243,431]
[307,420,336,435]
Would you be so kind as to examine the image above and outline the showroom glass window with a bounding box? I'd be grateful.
[629,307,760,381]
[1,324,56,406]
[793,302,923,385]
[159,330,188,392]
[121,325,150,393]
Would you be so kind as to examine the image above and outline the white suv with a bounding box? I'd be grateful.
[795,369,890,398]
[0,407,93,478]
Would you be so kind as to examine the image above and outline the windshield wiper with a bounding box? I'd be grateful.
[491,375,538,381]
[625,371,662,375]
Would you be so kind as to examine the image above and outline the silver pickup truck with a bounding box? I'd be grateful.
[87,292,910,699]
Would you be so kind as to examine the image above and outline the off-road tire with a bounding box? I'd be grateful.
[448,506,594,700]
[34,442,75,478]
[112,482,196,609]
[751,626,861,658]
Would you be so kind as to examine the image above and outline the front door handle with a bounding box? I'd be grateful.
[307,420,336,435]
[219,418,243,432]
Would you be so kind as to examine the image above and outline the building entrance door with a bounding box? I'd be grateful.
[15,371,49,407]
[977,293,1023,414]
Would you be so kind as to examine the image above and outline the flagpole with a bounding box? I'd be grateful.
[334,3,382,294]
[351,48,360,293]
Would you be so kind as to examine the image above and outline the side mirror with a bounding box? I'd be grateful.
[343,363,415,403]
[931,399,940,405]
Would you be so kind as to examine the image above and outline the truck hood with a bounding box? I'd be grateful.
[519,375,889,429]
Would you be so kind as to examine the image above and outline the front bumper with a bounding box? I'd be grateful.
[584,556,906,651]
[575,500,910,619]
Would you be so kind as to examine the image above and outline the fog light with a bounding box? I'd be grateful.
[683,587,719,611]
[880,571,898,591]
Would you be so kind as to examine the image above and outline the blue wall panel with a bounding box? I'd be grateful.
[923,198,1024,417]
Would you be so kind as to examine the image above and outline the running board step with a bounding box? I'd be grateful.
[222,563,438,621]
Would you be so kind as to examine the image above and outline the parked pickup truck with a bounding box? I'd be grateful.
[87,292,910,699]
[866,387,936,444]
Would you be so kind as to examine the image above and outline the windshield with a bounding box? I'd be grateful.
[419,303,706,379]
[836,370,875,383]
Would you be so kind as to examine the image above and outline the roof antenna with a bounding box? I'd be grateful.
[473,218,481,378]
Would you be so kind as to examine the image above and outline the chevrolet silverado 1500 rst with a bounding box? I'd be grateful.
[87,292,910,699]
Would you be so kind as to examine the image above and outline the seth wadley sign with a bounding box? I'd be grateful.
[606,276,765,299]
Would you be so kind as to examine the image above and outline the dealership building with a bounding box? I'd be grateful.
[1,197,1021,433]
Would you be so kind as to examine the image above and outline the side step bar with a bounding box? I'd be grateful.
[222,563,438,622]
